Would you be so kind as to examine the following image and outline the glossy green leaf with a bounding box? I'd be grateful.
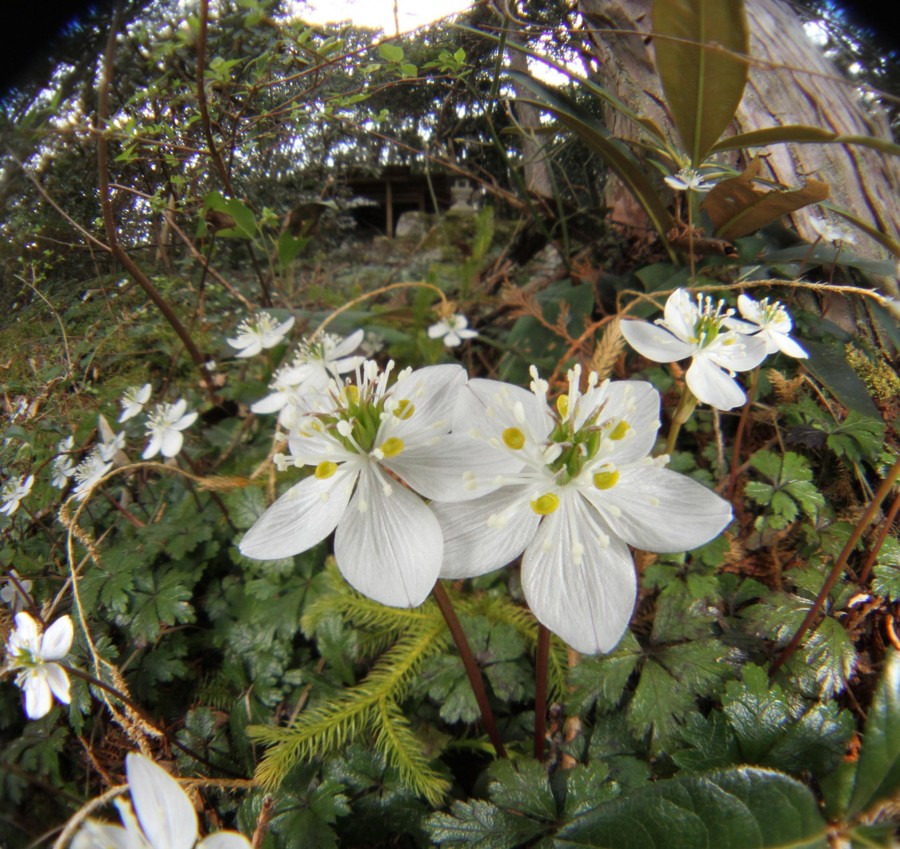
[848,650,900,817]
[653,0,749,165]
[555,767,828,848]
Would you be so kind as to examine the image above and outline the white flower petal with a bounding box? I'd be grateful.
[44,664,71,705]
[685,357,746,409]
[584,465,732,553]
[707,333,768,372]
[40,615,74,660]
[521,495,636,655]
[621,320,694,363]
[663,288,699,341]
[386,364,466,436]
[461,379,553,440]
[776,334,808,359]
[126,753,198,849]
[434,488,539,579]
[197,833,253,849]
[160,430,184,458]
[334,466,441,607]
[71,820,137,849]
[23,671,53,719]
[13,611,40,645]
[385,435,514,502]
[239,470,357,560]
[332,328,365,359]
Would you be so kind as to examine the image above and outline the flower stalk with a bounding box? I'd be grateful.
[431,581,506,759]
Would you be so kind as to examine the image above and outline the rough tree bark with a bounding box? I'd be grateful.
[577,0,900,274]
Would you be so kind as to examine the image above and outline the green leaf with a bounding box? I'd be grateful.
[711,125,900,158]
[426,799,548,849]
[203,191,258,239]
[848,650,900,817]
[487,759,559,822]
[801,339,881,419]
[872,538,900,601]
[824,411,885,464]
[652,0,749,165]
[555,767,828,848]
[277,230,308,268]
[378,43,404,63]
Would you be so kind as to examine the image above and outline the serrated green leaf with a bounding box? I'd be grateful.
[672,711,740,770]
[653,0,749,165]
[848,650,900,817]
[825,411,885,464]
[378,43,404,62]
[554,767,828,848]
[487,760,558,821]
[426,799,548,849]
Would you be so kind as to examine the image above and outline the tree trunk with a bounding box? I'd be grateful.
[578,0,900,280]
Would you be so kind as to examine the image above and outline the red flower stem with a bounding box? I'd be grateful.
[431,581,506,758]
[727,366,760,500]
[533,624,551,761]
[771,456,900,675]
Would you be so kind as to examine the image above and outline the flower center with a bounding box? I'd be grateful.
[691,294,733,348]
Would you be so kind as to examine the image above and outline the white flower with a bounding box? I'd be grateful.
[620,288,768,410]
[227,312,295,358]
[4,612,73,719]
[72,449,114,502]
[51,436,76,489]
[428,313,478,348]
[664,167,717,193]
[1,474,34,516]
[736,294,808,358]
[1,571,32,613]
[240,360,504,608]
[143,400,198,459]
[251,330,364,427]
[99,429,127,463]
[119,384,152,423]
[431,366,732,654]
[72,752,251,849]
[810,216,856,244]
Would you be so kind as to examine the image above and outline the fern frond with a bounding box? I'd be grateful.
[301,563,434,637]
[374,696,450,806]
[462,593,568,702]
[252,614,450,790]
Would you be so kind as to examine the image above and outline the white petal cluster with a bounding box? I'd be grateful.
[663,167,717,193]
[1,474,34,517]
[430,365,732,654]
[251,330,364,428]
[428,313,478,348]
[736,294,808,359]
[240,360,501,608]
[118,384,152,422]
[72,449,114,502]
[621,288,768,410]
[810,216,856,244]
[72,752,251,849]
[1,571,32,612]
[4,612,73,719]
[143,400,198,459]
[51,436,76,489]
[227,312,295,358]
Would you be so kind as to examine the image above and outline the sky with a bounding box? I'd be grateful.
[298,0,472,34]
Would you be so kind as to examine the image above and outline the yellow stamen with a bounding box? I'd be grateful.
[530,493,560,515]
[379,437,405,458]
[343,385,359,405]
[593,469,619,490]
[502,427,526,450]
[556,395,569,418]
[609,421,630,440]
[396,399,415,420]
[315,461,338,479]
